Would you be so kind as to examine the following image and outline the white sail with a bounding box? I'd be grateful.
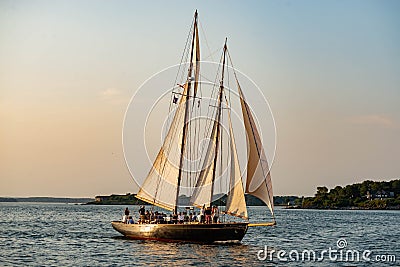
[225,106,248,219]
[136,85,189,211]
[189,115,218,208]
[238,84,274,217]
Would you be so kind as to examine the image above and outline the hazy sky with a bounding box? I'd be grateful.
[1,0,399,198]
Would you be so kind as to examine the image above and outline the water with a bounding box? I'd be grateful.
[0,203,398,266]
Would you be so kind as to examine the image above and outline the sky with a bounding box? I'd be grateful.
[1,0,399,198]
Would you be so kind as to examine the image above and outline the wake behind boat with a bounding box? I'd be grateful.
[112,10,276,243]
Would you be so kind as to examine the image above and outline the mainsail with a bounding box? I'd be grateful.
[136,85,189,211]
[237,83,274,218]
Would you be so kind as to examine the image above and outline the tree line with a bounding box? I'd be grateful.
[302,179,400,209]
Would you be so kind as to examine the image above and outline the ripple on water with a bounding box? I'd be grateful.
[0,204,399,266]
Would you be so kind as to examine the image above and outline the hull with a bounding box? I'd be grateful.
[111,221,248,243]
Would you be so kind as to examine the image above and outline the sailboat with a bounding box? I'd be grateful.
[112,10,275,243]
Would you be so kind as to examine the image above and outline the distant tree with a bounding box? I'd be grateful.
[329,186,341,196]
[371,182,381,193]
[360,182,369,196]
[344,184,359,198]
[392,180,400,194]
[294,197,303,206]
[316,186,328,196]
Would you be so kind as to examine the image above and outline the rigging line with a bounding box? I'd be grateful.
[199,19,215,62]
[202,47,221,61]
[187,25,201,194]
[223,96,230,197]
[206,48,223,110]
[227,48,275,221]
[224,94,232,199]
[195,92,203,195]
[199,73,217,83]
[165,20,194,150]
[180,47,191,85]
[170,19,194,114]
[191,85,201,196]
[226,57,231,109]
[203,48,224,143]
[176,16,194,96]
[194,82,201,196]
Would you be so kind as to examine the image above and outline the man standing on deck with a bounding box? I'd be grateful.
[212,206,219,223]
[138,205,145,223]
[123,207,130,223]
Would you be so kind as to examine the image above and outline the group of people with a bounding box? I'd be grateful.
[121,205,220,224]
[201,204,219,224]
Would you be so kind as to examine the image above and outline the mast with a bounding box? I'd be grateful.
[209,38,228,205]
[174,10,198,214]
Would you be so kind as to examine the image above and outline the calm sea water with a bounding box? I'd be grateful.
[0,203,398,266]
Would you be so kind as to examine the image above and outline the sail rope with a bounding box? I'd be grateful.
[199,19,215,62]
[168,16,194,119]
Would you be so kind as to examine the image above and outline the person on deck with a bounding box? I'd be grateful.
[172,213,178,224]
[158,213,165,224]
[122,207,130,223]
[205,206,212,224]
[178,212,184,224]
[138,205,145,223]
[165,214,171,224]
[192,212,198,222]
[200,205,205,223]
[212,205,219,223]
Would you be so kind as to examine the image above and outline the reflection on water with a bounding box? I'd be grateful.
[0,204,399,266]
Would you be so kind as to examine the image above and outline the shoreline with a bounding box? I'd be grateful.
[284,205,400,210]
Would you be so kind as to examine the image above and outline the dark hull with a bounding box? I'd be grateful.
[111,221,248,243]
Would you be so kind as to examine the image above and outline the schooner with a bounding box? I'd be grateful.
[112,10,275,243]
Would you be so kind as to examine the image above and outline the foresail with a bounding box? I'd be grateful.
[225,107,248,219]
[189,117,218,208]
[238,84,274,217]
[136,85,189,211]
